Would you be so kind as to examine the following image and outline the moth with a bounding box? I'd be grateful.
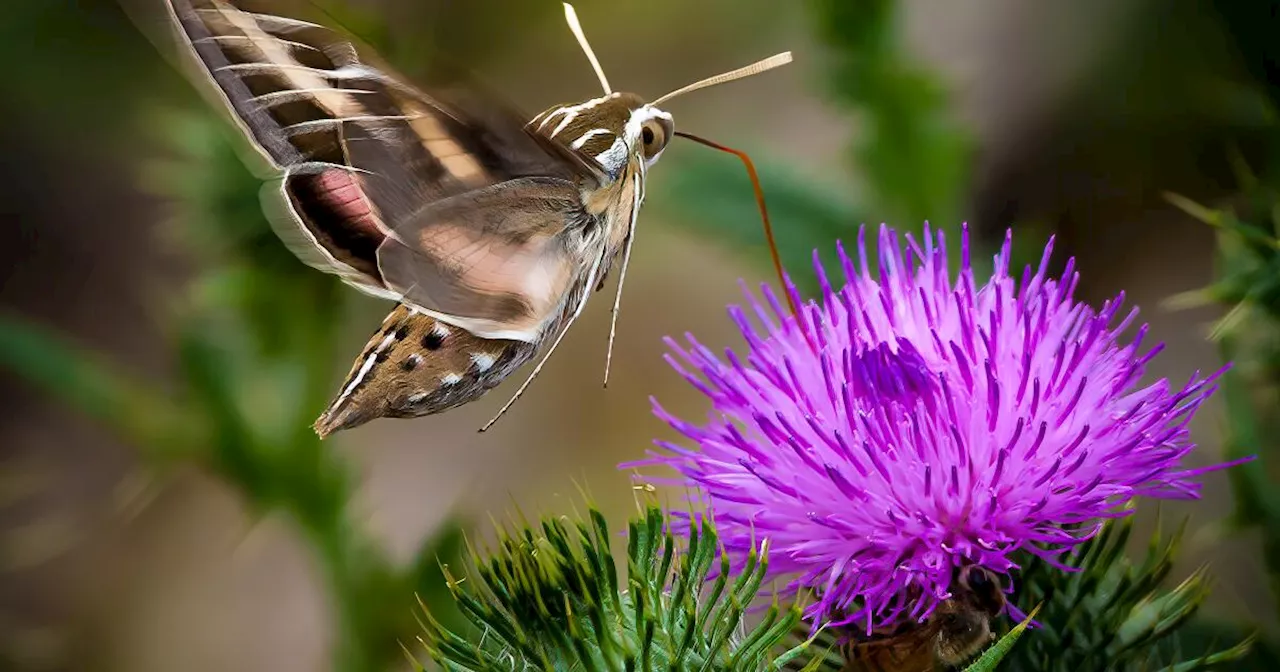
[842,566,1007,672]
[160,0,791,437]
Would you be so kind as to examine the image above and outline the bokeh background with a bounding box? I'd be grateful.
[3,0,1279,670]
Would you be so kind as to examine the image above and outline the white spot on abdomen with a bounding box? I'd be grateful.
[471,352,497,372]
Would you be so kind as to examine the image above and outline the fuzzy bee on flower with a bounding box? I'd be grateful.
[158,0,791,436]
[841,565,1005,672]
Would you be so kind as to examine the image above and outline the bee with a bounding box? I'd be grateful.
[842,566,1007,672]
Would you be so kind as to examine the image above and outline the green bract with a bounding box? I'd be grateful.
[411,505,820,671]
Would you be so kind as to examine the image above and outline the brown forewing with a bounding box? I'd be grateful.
[163,0,605,333]
[375,176,591,337]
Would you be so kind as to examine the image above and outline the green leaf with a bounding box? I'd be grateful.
[412,504,818,671]
[0,311,193,457]
[1161,634,1259,672]
[1164,620,1274,671]
[406,520,469,634]
[1002,515,1252,671]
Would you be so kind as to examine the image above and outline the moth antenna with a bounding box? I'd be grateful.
[603,172,642,387]
[651,52,792,106]
[480,257,605,432]
[673,131,795,317]
[562,3,612,95]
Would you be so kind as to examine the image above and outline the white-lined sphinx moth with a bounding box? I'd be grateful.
[160,0,790,436]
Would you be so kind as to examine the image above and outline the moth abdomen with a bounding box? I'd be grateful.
[313,304,536,438]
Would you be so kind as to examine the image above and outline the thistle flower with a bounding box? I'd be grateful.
[626,223,1244,633]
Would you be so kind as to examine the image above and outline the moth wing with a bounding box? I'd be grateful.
[162,0,604,301]
[376,176,591,342]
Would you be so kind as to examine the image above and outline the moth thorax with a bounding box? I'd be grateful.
[530,92,674,176]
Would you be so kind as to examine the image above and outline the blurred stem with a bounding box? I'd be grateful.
[1219,334,1280,617]
[808,0,972,227]
[0,312,196,461]
[311,519,384,672]
[1162,189,1280,662]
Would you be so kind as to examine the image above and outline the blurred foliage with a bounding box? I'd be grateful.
[0,0,176,150]
[1159,2,1280,646]
[1150,2,1280,669]
[1167,171,1280,659]
[413,503,820,671]
[806,0,969,228]
[662,151,863,290]
[1212,1,1280,132]
[659,0,972,296]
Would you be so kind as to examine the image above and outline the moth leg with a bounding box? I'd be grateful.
[596,172,640,384]
[602,172,642,387]
[600,234,632,387]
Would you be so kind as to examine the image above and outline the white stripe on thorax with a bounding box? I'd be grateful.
[539,93,619,138]
[571,128,613,150]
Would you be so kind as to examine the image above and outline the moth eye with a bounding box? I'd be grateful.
[640,118,672,161]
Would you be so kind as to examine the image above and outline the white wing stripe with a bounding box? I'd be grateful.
[250,88,378,108]
[193,34,320,54]
[281,115,420,135]
[190,9,330,35]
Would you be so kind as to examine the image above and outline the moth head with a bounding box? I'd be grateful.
[583,96,675,175]
[545,4,790,176]
[531,93,674,177]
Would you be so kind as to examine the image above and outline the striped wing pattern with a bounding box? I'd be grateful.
[163,0,605,340]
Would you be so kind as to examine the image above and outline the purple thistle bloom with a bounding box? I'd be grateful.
[625,223,1243,633]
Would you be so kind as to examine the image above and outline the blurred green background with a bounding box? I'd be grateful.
[3,0,1280,670]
